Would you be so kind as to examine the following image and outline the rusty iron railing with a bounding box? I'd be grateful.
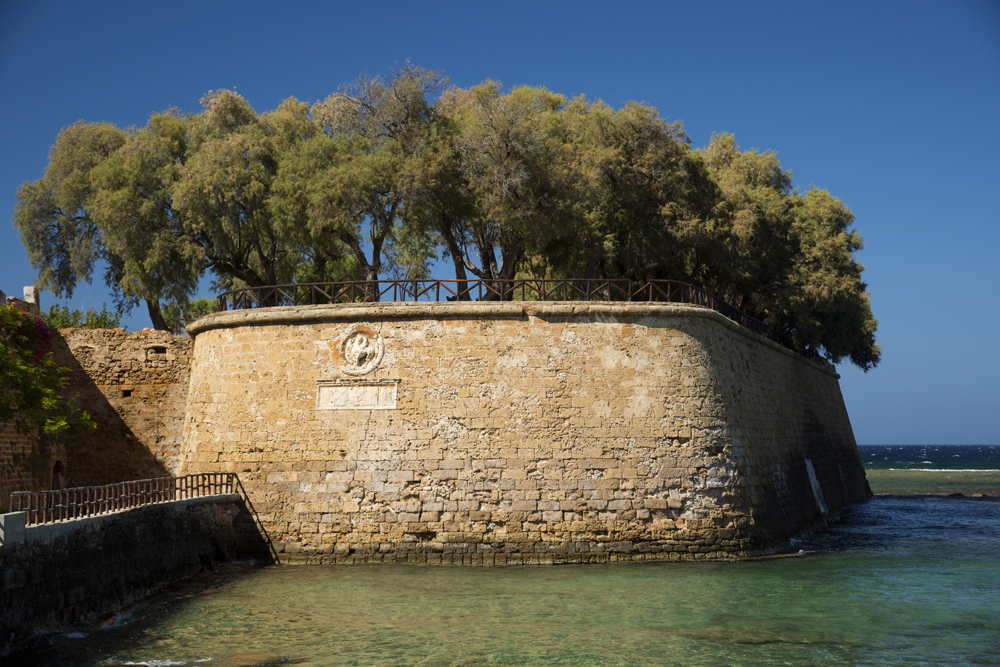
[215,278,818,359]
[9,473,236,527]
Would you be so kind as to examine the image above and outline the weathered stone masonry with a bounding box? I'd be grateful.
[181,302,871,564]
[0,287,48,513]
[52,328,192,487]
[1,327,191,512]
[0,425,49,515]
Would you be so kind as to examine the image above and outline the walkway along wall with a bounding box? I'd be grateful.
[181,302,871,564]
[0,494,262,658]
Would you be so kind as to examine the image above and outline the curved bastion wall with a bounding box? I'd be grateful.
[180,302,871,563]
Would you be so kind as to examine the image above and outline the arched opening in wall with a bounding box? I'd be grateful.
[52,461,67,490]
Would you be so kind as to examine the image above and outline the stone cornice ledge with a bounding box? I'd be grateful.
[187,301,839,378]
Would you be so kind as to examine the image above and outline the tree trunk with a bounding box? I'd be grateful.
[361,263,381,303]
[337,231,380,303]
[439,220,470,300]
[146,299,170,331]
[474,236,502,301]
[495,240,525,300]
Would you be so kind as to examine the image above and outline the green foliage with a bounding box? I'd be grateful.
[13,119,184,330]
[13,121,126,302]
[540,97,712,282]
[273,63,446,300]
[89,109,202,329]
[685,134,879,369]
[382,221,439,280]
[12,66,879,369]
[161,298,218,335]
[787,188,880,370]
[43,302,122,329]
[435,82,581,285]
[173,92,316,294]
[292,252,363,286]
[0,305,96,435]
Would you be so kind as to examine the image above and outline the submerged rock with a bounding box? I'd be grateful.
[202,652,286,667]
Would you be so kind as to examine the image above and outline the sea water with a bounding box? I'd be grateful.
[9,446,1000,667]
[862,444,1000,495]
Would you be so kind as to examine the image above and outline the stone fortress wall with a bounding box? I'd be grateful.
[0,494,247,658]
[51,328,192,487]
[0,426,48,515]
[180,302,871,563]
[2,283,871,561]
[1,285,192,510]
[1,287,50,512]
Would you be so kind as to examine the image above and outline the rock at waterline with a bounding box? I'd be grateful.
[202,653,287,667]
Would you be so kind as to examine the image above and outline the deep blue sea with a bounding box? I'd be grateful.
[861,444,1000,471]
[8,446,1000,667]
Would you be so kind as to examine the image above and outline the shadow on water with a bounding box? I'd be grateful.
[798,494,1000,553]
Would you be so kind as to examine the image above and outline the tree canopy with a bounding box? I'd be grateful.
[12,64,879,369]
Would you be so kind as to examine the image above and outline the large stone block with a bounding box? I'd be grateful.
[0,512,26,546]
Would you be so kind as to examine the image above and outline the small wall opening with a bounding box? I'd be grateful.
[52,461,66,490]
[122,389,132,398]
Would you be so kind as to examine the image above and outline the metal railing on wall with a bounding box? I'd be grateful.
[9,473,233,526]
[8,472,281,563]
[215,278,819,359]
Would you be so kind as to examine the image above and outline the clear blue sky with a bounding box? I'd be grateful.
[1,0,997,445]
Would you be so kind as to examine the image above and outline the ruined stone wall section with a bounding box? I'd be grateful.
[2,288,48,510]
[180,302,870,564]
[0,424,47,514]
[52,329,192,486]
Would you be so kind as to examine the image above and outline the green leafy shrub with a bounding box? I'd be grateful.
[161,298,218,334]
[1,304,97,435]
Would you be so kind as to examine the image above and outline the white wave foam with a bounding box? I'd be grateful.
[884,468,1000,472]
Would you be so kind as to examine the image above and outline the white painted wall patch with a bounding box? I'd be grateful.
[804,458,829,515]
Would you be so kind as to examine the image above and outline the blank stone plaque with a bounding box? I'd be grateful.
[316,379,399,410]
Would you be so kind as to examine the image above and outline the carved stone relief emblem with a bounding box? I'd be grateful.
[328,324,384,376]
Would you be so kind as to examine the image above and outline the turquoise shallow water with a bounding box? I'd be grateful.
[11,493,1000,667]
